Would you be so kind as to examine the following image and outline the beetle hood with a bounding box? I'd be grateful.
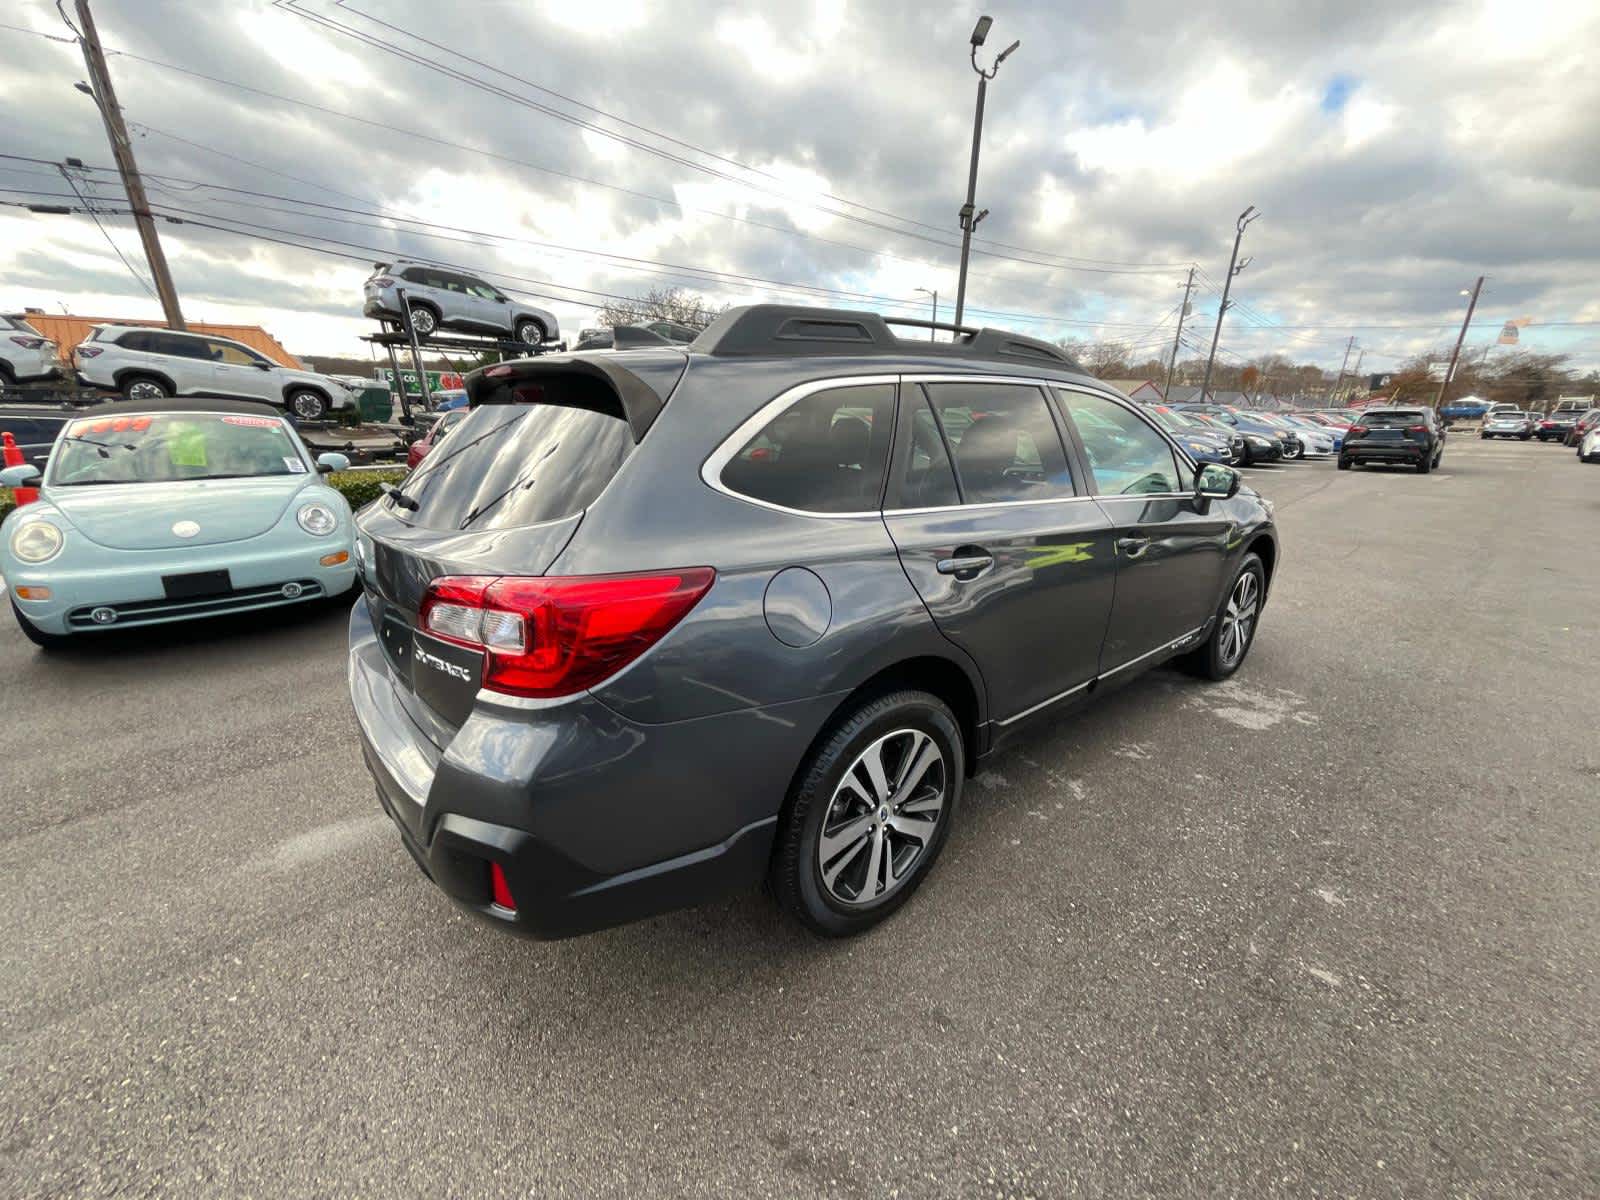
[46,475,317,551]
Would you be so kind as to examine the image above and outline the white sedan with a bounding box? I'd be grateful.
[1580,426,1600,464]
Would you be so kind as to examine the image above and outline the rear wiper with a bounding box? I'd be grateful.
[380,481,419,511]
[457,443,558,529]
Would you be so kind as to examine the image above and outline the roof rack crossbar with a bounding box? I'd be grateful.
[880,315,981,337]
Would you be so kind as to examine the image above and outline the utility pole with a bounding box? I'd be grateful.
[1164,266,1196,398]
[914,287,938,341]
[1331,335,1355,403]
[72,0,184,329]
[952,16,1019,329]
[1434,276,1484,411]
[1199,205,1259,402]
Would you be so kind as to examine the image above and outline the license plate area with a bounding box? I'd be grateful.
[409,630,484,728]
[162,569,232,599]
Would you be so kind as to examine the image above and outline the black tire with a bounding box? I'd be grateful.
[10,600,68,650]
[1519,433,1531,441]
[1337,456,1352,470]
[514,318,546,345]
[406,304,438,336]
[1178,552,1266,682]
[120,374,171,402]
[287,389,328,421]
[1417,454,1431,474]
[771,689,964,937]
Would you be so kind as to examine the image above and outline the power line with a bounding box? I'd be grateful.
[54,161,156,298]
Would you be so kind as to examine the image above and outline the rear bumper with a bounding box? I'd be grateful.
[1343,442,1425,461]
[347,600,835,939]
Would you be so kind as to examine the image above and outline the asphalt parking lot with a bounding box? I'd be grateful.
[2,436,1595,1198]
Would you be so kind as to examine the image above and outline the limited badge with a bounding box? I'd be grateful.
[172,520,200,539]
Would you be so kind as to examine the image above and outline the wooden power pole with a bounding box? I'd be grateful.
[73,0,185,329]
[1433,276,1484,411]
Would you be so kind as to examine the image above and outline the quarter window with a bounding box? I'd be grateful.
[1059,391,1185,496]
[923,382,1074,504]
[887,388,962,509]
[720,383,896,513]
[207,340,265,366]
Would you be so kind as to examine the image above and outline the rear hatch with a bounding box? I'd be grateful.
[1354,410,1429,445]
[355,352,685,742]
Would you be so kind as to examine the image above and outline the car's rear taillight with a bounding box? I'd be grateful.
[1349,425,1368,436]
[8,336,44,349]
[1407,424,1427,433]
[372,276,395,287]
[75,346,103,358]
[419,569,715,698]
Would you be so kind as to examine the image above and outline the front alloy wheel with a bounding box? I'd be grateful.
[1181,552,1265,681]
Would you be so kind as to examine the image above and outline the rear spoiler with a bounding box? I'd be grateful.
[464,351,688,443]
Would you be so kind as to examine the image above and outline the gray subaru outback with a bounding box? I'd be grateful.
[348,305,1277,939]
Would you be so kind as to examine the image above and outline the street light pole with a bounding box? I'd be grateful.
[1164,266,1196,397]
[1199,205,1259,402]
[71,0,184,329]
[952,16,1019,330]
[914,287,938,340]
[1433,276,1484,412]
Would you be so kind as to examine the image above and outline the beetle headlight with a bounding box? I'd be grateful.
[10,520,64,563]
[297,502,338,536]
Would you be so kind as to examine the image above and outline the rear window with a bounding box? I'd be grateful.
[1363,410,1426,426]
[720,383,895,513]
[394,378,634,530]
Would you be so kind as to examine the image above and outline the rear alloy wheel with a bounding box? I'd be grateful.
[1180,553,1265,681]
[287,389,328,421]
[514,318,546,345]
[772,690,962,937]
[122,376,170,402]
[406,304,437,336]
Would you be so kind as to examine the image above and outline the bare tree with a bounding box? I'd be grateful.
[595,287,727,331]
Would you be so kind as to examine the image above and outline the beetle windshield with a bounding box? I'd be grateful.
[49,412,307,486]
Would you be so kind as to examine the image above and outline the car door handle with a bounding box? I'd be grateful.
[1116,536,1151,559]
[937,552,994,579]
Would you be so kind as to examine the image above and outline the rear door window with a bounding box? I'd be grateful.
[923,382,1075,504]
[719,383,895,513]
[396,376,636,531]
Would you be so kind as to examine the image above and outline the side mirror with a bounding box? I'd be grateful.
[1,463,42,488]
[496,296,509,303]
[254,360,273,370]
[316,452,350,474]
[1195,463,1240,501]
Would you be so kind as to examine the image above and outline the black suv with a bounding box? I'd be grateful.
[348,306,1279,940]
[1339,407,1445,472]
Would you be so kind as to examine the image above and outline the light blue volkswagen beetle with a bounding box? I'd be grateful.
[2,398,357,648]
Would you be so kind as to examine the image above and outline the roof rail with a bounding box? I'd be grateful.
[690,304,1083,369]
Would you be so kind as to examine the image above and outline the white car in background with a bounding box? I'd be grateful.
[0,313,62,384]
[1580,425,1600,464]
[73,326,357,421]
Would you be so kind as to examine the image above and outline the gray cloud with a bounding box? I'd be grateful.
[0,0,1595,371]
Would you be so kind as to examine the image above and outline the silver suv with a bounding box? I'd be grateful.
[363,260,559,346]
[0,314,63,385]
[72,326,356,420]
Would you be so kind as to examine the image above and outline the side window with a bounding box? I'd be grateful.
[923,382,1074,504]
[468,283,500,300]
[887,386,961,509]
[401,267,432,286]
[117,330,151,352]
[161,334,212,361]
[720,383,896,514]
[208,340,262,366]
[1059,391,1185,496]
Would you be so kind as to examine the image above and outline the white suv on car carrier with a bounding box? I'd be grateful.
[72,326,356,420]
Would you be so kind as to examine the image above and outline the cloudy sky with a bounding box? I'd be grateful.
[1,0,1597,375]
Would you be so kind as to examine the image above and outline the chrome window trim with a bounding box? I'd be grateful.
[699,373,901,520]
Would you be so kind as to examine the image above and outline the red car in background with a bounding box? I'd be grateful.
[405,409,466,469]
[1294,410,1352,431]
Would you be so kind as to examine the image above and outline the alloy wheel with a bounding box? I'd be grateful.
[127,380,165,401]
[408,306,436,335]
[816,728,947,908]
[1218,569,1260,669]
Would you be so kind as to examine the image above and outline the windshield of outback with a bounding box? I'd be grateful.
[49,413,306,486]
